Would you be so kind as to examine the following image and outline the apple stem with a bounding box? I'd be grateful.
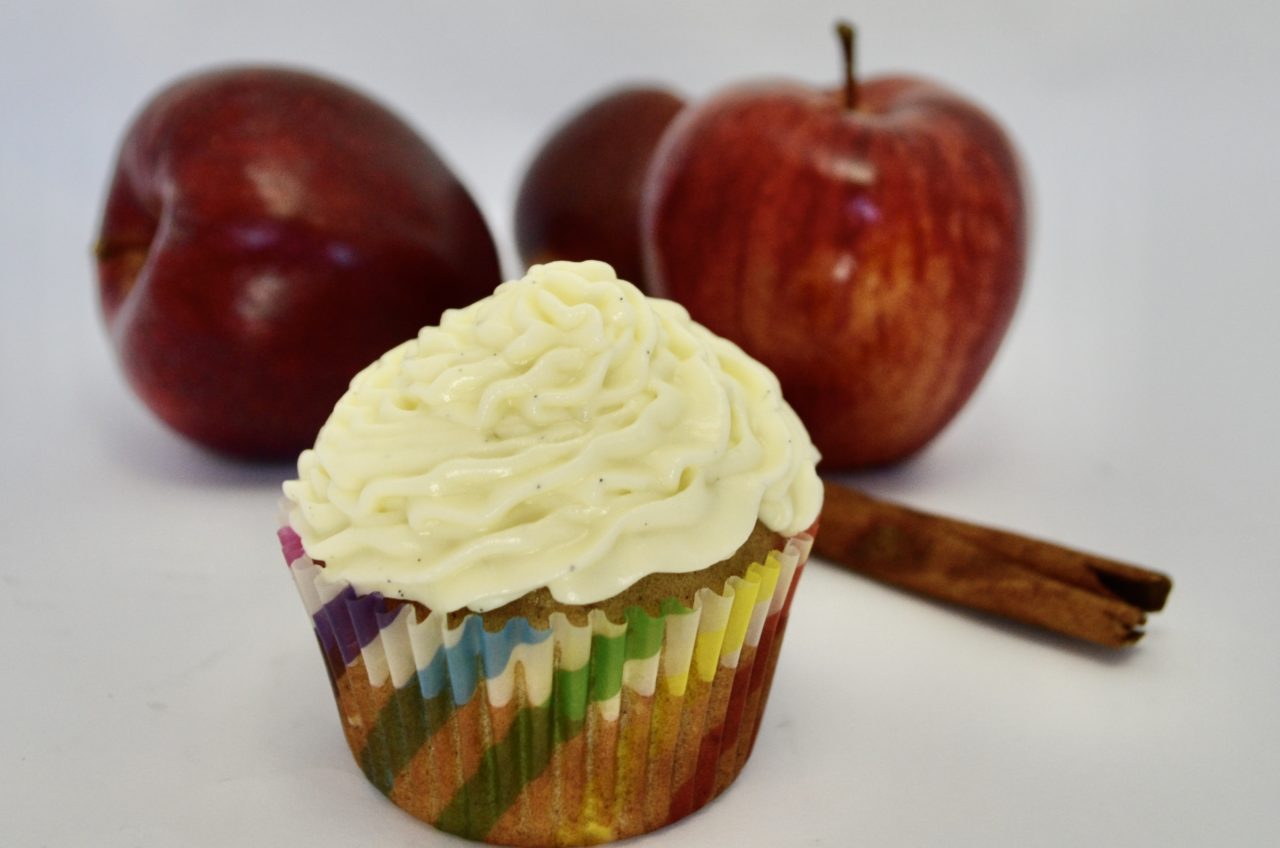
[836,21,858,110]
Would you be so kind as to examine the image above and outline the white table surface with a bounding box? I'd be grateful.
[3,1,1278,846]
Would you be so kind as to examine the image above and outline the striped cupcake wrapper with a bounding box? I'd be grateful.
[281,528,813,846]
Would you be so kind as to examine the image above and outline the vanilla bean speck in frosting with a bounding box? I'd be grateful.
[283,260,822,613]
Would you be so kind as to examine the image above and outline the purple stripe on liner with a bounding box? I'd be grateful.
[278,526,304,566]
[314,586,389,665]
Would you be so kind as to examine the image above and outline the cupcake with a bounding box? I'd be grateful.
[280,260,822,845]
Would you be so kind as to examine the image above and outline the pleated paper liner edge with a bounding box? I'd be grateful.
[281,527,814,847]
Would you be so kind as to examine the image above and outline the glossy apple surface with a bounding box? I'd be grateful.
[516,86,683,291]
[96,67,501,459]
[643,77,1026,468]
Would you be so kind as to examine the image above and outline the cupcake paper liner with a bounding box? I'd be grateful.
[281,527,813,847]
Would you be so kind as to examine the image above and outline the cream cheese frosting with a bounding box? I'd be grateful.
[283,260,822,613]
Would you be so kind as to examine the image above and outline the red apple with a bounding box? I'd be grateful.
[516,86,684,291]
[643,26,1026,469]
[95,66,501,460]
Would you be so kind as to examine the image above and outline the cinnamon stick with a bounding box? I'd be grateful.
[815,480,1172,647]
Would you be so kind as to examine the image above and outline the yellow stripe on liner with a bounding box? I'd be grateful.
[691,586,734,682]
[721,568,762,659]
[661,605,701,697]
[757,552,782,605]
[693,627,727,683]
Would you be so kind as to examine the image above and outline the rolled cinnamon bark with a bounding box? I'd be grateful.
[815,481,1172,647]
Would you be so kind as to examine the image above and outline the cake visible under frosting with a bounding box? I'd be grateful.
[283,260,822,613]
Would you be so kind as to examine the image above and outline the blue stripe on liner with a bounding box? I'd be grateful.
[416,647,449,701]
[314,583,556,700]
[443,617,484,705]
[483,615,551,678]
[427,615,553,706]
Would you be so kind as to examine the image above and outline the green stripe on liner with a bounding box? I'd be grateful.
[354,605,690,840]
[660,596,692,617]
[359,680,456,796]
[554,663,589,728]
[507,697,551,813]
[437,674,588,838]
[624,606,665,661]
[433,703,547,838]
[589,631,626,703]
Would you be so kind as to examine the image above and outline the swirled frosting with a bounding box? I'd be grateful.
[283,261,822,613]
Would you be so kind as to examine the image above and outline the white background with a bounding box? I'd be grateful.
[3,1,1278,845]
